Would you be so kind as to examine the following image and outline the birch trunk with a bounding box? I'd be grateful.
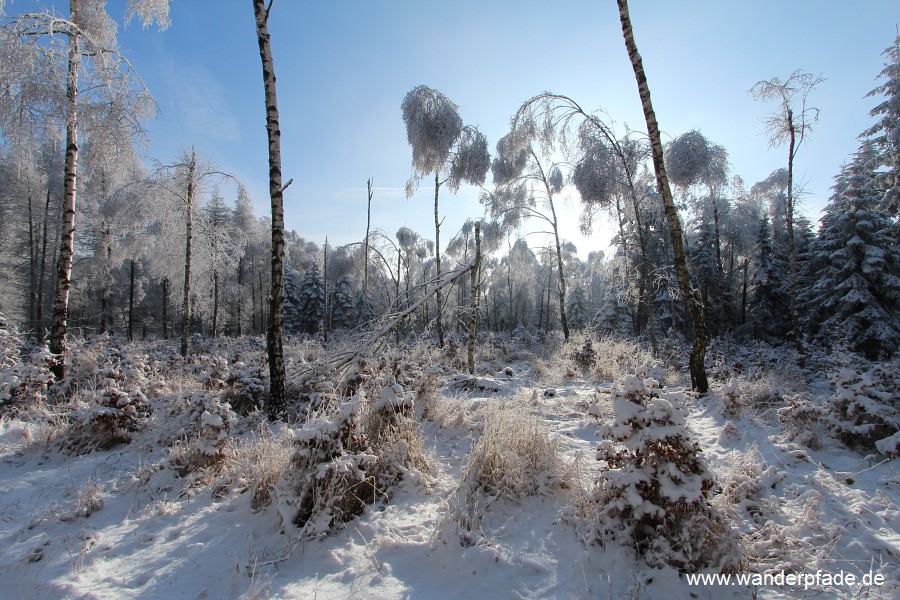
[253,0,287,420]
[434,172,444,347]
[128,259,136,341]
[49,0,80,380]
[363,178,373,322]
[180,148,196,357]
[785,114,804,354]
[37,188,51,337]
[466,224,481,374]
[617,0,708,393]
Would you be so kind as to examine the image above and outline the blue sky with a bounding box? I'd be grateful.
[53,1,900,255]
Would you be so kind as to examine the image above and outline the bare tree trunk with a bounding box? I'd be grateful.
[363,178,373,323]
[258,271,265,336]
[37,188,51,338]
[237,257,243,336]
[740,259,748,325]
[617,0,708,392]
[128,259,136,341]
[253,0,288,420]
[212,270,219,338]
[162,278,169,339]
[49,0,79,380]
[466,223,481,374]
[323,237,329,344]
[28,194,37,331]
[785,115,804,354]
[180,149,196,357]
[507,237,514,333]
[433,172,445,347]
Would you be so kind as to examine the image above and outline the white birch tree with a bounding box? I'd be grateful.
[401,85,489,347]
[0,0,168,378]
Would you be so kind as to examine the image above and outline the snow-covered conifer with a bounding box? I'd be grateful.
[861,34,900,215]
[749,214,788,338]
[593,374,738,571]
[330,276,358,331]
[801,141,900,358]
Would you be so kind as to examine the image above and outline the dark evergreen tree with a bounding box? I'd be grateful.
[689,222,723,336]
[801,141,900,358]
[861,34,900,216]
[294,264,325,335]
[330,276,357,331]
[749,214,788,338]
[566,286,591,330]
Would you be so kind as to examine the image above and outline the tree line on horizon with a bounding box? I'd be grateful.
[1,1,897,406]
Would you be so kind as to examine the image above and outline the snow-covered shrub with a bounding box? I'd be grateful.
[573,338,597,372]
[454,401,561,543]
[588,336,656,382]
[777,393,830,449]
[223,361,266,415]
[196,355,229,390]
[0,346,53,415]
[779,360,899,454]
[275,357,428,536]
[720,378,743,417]
[592,374,740,572]
[64,346,153,454]
[61,478,105,522]
[511,324,533,345]
[828,362,899,452]
[167,392,238,475]
[0,314,52,414]
[217,424,294,510]
[712,443,782,525]
[275,396,378,534]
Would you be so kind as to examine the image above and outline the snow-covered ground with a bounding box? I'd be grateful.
[0,334,897,599]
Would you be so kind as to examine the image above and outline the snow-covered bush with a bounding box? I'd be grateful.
[223,361,266,415]
[572,338,597,372]
[712,443,782,525]
[0,314,52,414]
[779,360,899,454]
[592,374,740,572]
[64,345,154,454]
[275,354,429,536]
[217,424,293,510]
[828,362,899,452]
[588,336,657,382]
[166,392,238,475]
[275,396,378,534]
[454,401,561,544]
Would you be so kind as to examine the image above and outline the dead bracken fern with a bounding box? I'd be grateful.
[453,400,561,544]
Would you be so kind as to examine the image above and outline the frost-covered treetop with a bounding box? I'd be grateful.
[125,0,171,30]
[446,126,490,191]
[401,85,463,178]
[401,85,489,195]
[664,130,728,190]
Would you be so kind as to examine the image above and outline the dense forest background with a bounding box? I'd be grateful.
[0,5,897,367]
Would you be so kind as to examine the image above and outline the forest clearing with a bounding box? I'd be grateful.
[1,1,898,598]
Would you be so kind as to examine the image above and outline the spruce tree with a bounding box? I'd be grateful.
[330,276,357,331]
[749,214,789,339]
[294,264,325,335]
[566,286,591,330]
[801,141,900,358]
[861,34,900,215]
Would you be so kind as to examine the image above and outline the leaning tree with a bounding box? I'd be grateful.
[617,0,708,392]
[401,85,489,347]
